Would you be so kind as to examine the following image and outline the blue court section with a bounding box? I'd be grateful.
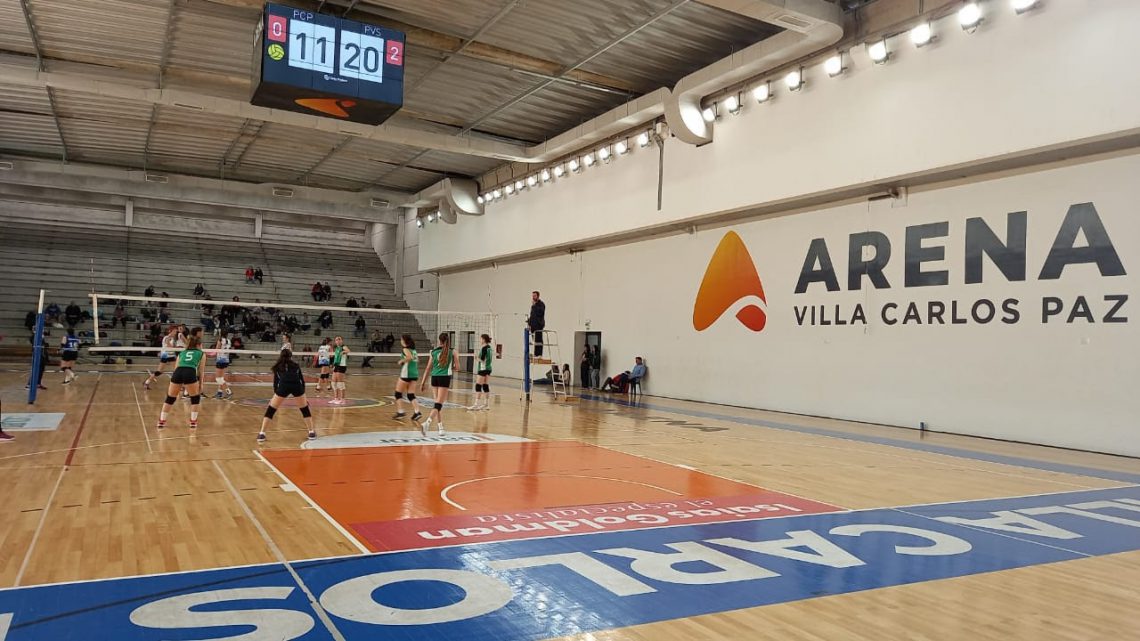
[2,486,1138,641]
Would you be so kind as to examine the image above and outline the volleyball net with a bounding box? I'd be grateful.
[25,293,497,389]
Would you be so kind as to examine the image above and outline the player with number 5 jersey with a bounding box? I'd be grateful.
[157,334,205,431]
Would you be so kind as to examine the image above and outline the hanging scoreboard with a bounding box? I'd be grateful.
[251,3,405,125]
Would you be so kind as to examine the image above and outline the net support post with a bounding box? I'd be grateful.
[27,301,46,405]
[523,326,531,402]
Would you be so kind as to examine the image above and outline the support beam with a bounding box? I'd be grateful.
[459,0,692,136]
[228,122,266,173]
[297,136,353,181]
[18,0,68,162]
[404,0,522,97]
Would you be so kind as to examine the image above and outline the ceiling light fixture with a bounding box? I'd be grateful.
[867,39,890,64]
[615,139,629,154]
[1012,0,1040,13]
[637,131,651,147]
[959,2,983,30]
[752,82,771,103]
[725,93,741,114]
[541,168,552,182]
[584,152,596,167]
[824,53,845,77]
[784,68,804,91]
[911,22,934,47]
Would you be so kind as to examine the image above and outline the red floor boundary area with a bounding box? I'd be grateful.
[262,441,841,551]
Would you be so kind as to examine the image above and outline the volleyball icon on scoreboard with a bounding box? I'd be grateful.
[267,43,285,61]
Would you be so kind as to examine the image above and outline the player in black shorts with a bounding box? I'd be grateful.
[258,349,316,443]
[157,334,204,430]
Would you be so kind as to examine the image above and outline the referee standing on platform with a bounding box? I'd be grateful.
[527,291,546,357]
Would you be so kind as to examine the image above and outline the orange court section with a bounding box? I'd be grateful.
[261,441,840,551]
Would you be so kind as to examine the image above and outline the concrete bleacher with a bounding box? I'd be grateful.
[0,220,428,360]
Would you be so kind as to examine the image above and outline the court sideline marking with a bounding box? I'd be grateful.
[16,375,103,585]
[211,460,348,641]
[129,383,153,454]
[254,450,371,554]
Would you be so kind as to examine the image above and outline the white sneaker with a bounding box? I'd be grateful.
[420,419,430,436]
[437,424,446,436]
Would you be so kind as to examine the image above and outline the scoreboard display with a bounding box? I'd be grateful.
[251,3,405,125]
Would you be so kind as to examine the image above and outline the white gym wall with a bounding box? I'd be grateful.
[425,0,1140,456]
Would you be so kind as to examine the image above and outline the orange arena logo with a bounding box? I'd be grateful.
[693,231,767,332]
[294,98,357,118]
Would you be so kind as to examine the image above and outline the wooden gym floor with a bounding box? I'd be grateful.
[0,368,1137,640]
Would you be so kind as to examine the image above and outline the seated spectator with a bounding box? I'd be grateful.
[354,315,366,338]
[318,310,333,329]
[231,335,244,359]
[64,301,83,328]
[44,302,61,323]
[112,304,126,328]
[193,283,205,297]
[24,310,37,331]
[300,312,312,331]
[158,292,170,308]
[346,297,359,309]
[601,357,647,393]
[382,333,396,352]
[359,297,368,308]
[311,282,323,301]
[322,282,332,300]
[362,329,382,368]
[144,285,156,298]
[254,268,264,285]
[245,266,255,283]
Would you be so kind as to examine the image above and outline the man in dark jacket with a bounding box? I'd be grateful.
[527,290,546,357]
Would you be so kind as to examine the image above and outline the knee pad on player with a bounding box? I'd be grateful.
[264,406,277,419]
[300,405,312,418]
[394,392,404,400]
[320,373,329,379]
[216,377,225,385]
[164,395,177,405]
[433,402,443,411]
[190,395,201,405]
[483,384,491,393]
[407,393,416,401]
[154,370,163,377]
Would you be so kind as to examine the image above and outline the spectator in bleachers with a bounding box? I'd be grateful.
[311,282,324,301]
[360,297,368,308]
[45,302,61,324]
[112,303,126,328]
[144,285,156,298]
[159,292,170,308]
[25,310,37,331]
[254,268,264,285]
[318,310,333,330]
[201,296,215,316]
[245,267,255,283]
[300,312,312,332]
[65,301,83,329]
[354,315,366,338]
[382,333,396,352]
[193,283,206,297]
[322,282,332,300]
[362,329,383,368]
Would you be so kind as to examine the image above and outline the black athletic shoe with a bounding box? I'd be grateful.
[307,430,316,440]
[393,412,406,420]
[257,432,266,442]
[411,411,422,421]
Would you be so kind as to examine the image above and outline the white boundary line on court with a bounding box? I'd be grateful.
[440,473,683,511]
[13,467,66,586]
[130,383,153,454]
[211,460,348,641]
[253,449,371,554]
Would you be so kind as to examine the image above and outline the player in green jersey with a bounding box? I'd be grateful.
[392,334,423,421]
[329,335,351,405]
[418,332,459,436]
[469,333,494,411]
[158,333,205,431]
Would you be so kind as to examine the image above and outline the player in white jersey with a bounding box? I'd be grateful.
[316,338,332,397]
[280,333,293,353]
[213,330,233,400]
[143,325,182,391]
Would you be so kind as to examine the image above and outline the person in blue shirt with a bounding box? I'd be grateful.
[59,329,81,384]
[601,357,647,393]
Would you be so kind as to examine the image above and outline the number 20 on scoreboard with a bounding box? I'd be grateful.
[266,13,403,84]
